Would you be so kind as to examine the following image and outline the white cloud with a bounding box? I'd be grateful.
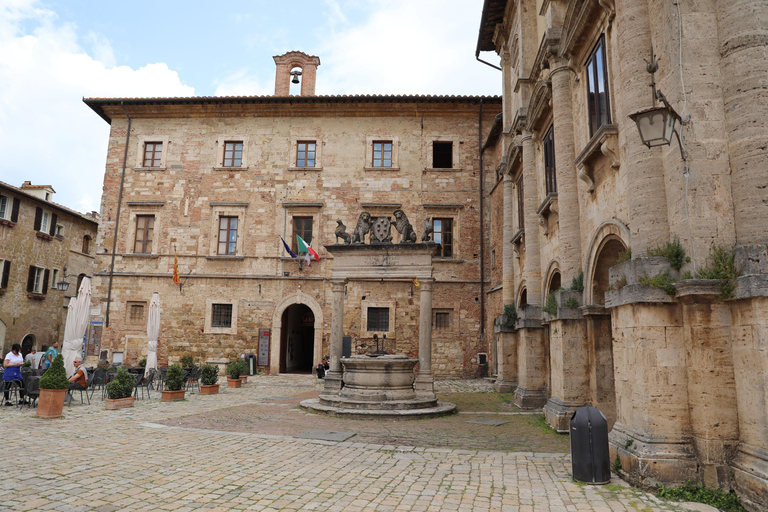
[213,68,274,97]
[0,1,194,214]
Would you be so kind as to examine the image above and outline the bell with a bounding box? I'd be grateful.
[291,74,300,84]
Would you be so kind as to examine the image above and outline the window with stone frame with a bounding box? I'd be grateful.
[217,216,238,255]
[432,141,453,168]
[0,259,10,289]
[292,216,313,254]
[0,194,20,223]
[433,218,453,258]
[543,126,557,195]
[223,141,243,167]
[296,141,316,167]
[50,268,58,289]
[585,35,612,137]
[212,303,233,328]
[143,142,163,167]
[127,302,146,325]
[82,235,91,254]
[33,207,56,236]
[433,309,452,331]
[27,266,48,294]
[367,307,390,332]
[134,215,155,253]
[372,141,393,167]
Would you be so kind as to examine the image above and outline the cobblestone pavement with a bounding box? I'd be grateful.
[0,375,686,512]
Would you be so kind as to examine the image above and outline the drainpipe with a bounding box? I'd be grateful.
[478,100,485,343]
[105,102,131,328]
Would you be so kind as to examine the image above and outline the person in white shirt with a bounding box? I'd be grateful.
[24,349,36,367]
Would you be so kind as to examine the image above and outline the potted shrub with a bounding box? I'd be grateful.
[162,364,185,401]
[227,360,242,388]
[239,360,249,384]
[105,368,136,410]
[37,354,69,418]
[180,355,196,369]
[138,358,147,368]
[200,364,220,395]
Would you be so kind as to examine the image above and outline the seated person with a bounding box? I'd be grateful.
[68,357,88,391]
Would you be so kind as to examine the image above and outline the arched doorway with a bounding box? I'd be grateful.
[21,333,35,359]
[279,304,315,373]
[587,236,626,430]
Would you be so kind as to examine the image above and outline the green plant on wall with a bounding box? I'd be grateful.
[638,271,677,295]
[647,238,690,270]
[695,245,740,300]
[616,248,631,264]
[502,303,517,327]
[569,271,584,292]
[657,481,746,512]
[563,298,580,309]
[543,292,558,316]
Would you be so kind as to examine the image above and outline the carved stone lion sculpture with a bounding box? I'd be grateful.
[351,212,373,244]
[335,219,351,245]
[421,217,433,242]
[393,209,417,244]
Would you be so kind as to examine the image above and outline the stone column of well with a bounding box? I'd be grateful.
[614,0,669,255]
[414,277,435,399]
[495,173,518,392]
[548,57,582,283]
[322,278,346,393]
[521,131,542,306]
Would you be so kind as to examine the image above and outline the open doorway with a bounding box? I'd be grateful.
[279,304,315,373]
[21,333,35,359]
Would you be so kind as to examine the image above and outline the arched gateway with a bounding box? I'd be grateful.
[269,292,323,375]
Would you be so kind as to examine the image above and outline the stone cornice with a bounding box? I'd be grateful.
[525,79,552,132]
[561,0,614,60]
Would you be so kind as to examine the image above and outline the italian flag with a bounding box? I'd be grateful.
[297,235,320,263]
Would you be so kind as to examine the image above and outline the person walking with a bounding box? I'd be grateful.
[24,349,36,367]
[3,343,27,406]
[43,341,59,370]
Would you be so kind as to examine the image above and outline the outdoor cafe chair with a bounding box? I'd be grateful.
[89,368,107,400]
[20,376,40,410]
[67,373,91,406]
[184,367,201,393]
[3,379,25,406]
[134,369,155,400]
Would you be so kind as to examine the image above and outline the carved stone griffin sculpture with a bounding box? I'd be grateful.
[421,217,433,242]
[335,219,351,245]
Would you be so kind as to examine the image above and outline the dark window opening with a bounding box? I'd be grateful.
[544,127,557,195]
[434,311,450,330]
[586,35,612,137]
[433,141,453,168]
[516,174,524,230]
[367,307,389,332]
[212,304,233,328]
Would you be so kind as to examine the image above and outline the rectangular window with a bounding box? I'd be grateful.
[433,141,453,168]
[516,174,524,230]
[40,211,51,233]
[296,141,316,167]
[585,35,611,137]
[434,311,451,330]
[217,216,238,255]
[212,304,233,328]
[56,225,64,237]
[367,307,390,332]
[143,142,163,167]
[0,195,7,219]
[0,260,9,289]
[128,303,145,323]
[372,141,393,167]
[27,266,47,294]
[134,215,155,253]
[223,141,243,167]
[50,269,58,289]
[544,126,557,195]
[433,218,453,258]
[292,216,313,254]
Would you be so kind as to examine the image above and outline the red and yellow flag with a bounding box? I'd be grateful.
[173,249,180,285]
[412,278,420,287]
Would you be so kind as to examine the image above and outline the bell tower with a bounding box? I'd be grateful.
[273,51,321,96]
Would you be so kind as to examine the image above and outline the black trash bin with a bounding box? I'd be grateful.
[244,354,257,376]
[569,405,611,484]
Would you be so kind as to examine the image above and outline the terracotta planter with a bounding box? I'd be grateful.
[105,396,135,410]
[200,384,219,395]
[36,388,67,418]
[161,389,186,402]
[227,377,242,388]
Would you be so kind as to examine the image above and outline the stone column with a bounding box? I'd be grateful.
[502,172,515,306]
[414,277,435,398]
[614,0,669,254]
[548,57,582,282]
[521,131,542,305]
[322,278,346,393]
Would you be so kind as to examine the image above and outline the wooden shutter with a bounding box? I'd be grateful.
[1,261,9,289]
[34,207,42,231]
[49,214,58,235]
[10,198,20,222]
[27,266,35,292]
[42,269,49,294]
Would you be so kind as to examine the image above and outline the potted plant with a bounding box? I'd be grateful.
[105,368,136,409]
[180,355,196,369]
[200,364,220,395]
[162,364,185,401]
[239,359,249,384]
[37,354,69,418]
[227,360,242,388]
[138,358,147,368]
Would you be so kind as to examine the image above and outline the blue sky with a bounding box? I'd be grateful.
[0,0,501,213]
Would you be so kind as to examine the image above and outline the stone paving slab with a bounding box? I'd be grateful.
[0,376,686,512]
[295,430,357,442]
[465,418,509,426]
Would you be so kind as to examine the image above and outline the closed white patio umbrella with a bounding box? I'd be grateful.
[63,277,92,377]
[144,292,160,378]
